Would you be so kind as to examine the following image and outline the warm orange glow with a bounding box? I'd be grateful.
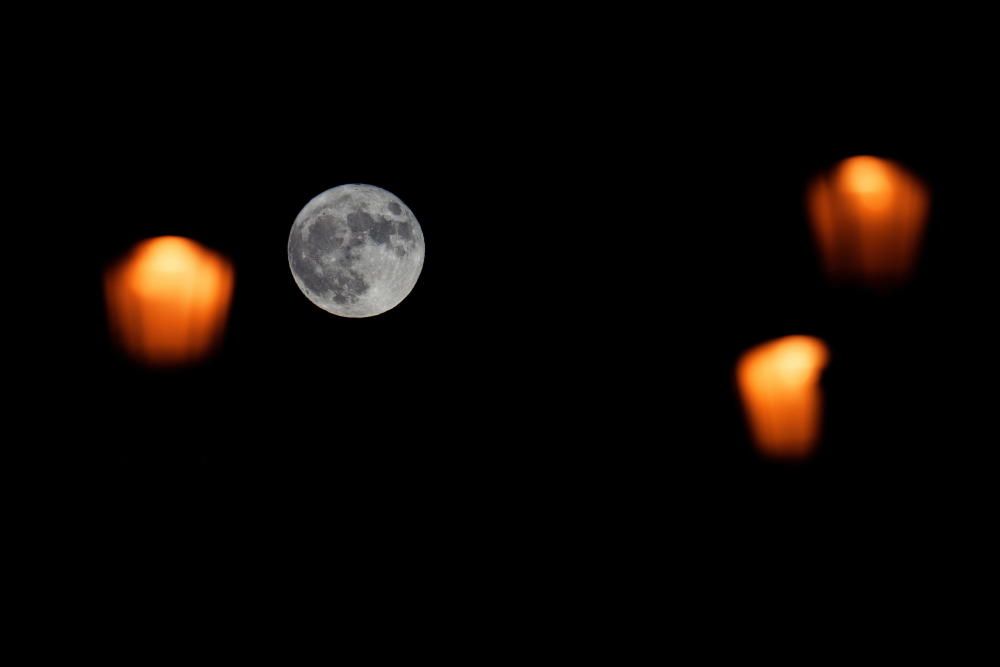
[736,336,829,460]
[808,155,929,289]
[105,236,234,367]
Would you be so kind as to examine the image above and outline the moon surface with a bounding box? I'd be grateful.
[288,184,425,318]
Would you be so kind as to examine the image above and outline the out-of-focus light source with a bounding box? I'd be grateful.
[736,336,829,460]
[104,236,234,367]
[807,155,929,289]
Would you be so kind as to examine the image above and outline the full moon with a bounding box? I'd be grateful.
[288,184,425,318]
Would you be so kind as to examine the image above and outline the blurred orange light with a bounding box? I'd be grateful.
[808,155,929,289]
[105,236,234,367]
[736,336,829,460]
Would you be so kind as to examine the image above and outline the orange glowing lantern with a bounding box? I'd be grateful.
[736,336,829,460]
[104,236,234,367]
[808,155,929,289]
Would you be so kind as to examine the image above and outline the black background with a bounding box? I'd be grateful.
[12,16,996,647]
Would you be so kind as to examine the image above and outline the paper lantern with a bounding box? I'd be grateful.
[105,236,234,366]
[736,336,829,460]
[808,155,929,289]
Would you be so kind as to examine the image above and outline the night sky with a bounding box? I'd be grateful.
[12,18,993,647]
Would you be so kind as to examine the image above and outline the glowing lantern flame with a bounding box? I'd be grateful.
[808,155,929,289]
[104,236,234,367]
[736,336,829,460]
